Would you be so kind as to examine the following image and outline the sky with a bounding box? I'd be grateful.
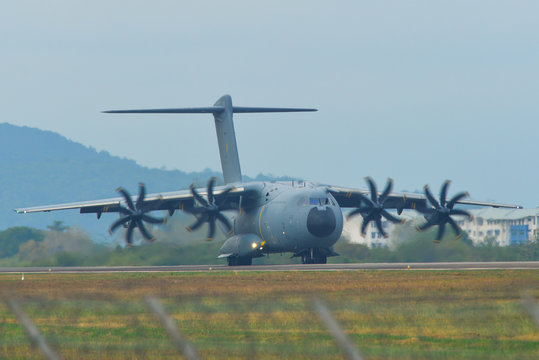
[1,1,538,208]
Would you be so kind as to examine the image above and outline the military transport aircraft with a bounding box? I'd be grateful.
[15,95,520,265]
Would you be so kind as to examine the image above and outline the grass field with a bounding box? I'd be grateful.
[1,270,538,359]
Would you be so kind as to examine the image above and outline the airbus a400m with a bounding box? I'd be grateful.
[16,95,520,266]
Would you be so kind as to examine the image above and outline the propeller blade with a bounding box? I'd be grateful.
[126,221,136,245]
[117,187,135,211]
[447,192,469,209]
[207,177,216,204]
[417,221,435,232]
[190,184,209,207]
[136,183,146,209]
[142,214,166,224]
[186,215,206,232]
[216,212,232,232]
[381,209,401,224]
[366,177,378,202]
[109,216,131,234]
[360,212,376,235]
[137,220,154,241]
[440,180,451,207]
[449,208,472,219]
[375,217,387,237]
[424,185,441,209]
[447,217,461,236]
[185,178,236,240]
[216,187,234,207]
[436,222,446,241]
[379,178,393,203]
[358,193,375,208]
[207,218,216,240]
[347,208,365,219]
[118,206,133,216]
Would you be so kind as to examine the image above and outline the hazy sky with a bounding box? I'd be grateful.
[2,1,538,207]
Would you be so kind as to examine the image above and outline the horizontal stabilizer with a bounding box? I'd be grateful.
[103,95,316,184]
[103,107,317,114]
[232,107,317,113]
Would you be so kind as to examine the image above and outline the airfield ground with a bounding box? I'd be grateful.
[1,270,538,359]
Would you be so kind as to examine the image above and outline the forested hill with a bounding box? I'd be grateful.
[0,122,284,237]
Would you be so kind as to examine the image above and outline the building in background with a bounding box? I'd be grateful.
[343,208,539,247]
[457,208,539,246]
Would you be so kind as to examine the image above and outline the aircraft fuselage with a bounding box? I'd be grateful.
[223,181,343,263]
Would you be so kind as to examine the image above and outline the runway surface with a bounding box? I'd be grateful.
[0,261,538,274]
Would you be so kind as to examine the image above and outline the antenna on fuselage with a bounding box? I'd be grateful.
[104,95,317,184]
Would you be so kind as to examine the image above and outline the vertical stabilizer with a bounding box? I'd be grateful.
[212,95,242,184]
[103,95,317,185]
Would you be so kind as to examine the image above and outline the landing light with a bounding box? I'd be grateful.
[251,242,258,249]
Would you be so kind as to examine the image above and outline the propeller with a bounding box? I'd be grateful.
[347,177,404,238]
[416,180,473,242]
[109,183,166,245]
[185,177,233,241]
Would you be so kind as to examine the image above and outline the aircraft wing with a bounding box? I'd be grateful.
[15,185,250,217]
[327,185,522,210]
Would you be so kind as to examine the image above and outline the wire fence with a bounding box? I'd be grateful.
[3,292,538,360]
[1,294,367,360]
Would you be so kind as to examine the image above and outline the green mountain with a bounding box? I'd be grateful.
[0,123,287,238]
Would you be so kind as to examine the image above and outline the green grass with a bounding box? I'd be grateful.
[0,270,538,359]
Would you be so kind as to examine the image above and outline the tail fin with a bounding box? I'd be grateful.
[104,95,317,184]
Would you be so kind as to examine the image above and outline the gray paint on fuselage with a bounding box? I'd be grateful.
[230,181,343,255]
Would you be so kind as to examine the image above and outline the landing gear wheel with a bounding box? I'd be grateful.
[301,253,326,264]
[237,257,252,266]
[301,255,313,264]
[227,257,252,266]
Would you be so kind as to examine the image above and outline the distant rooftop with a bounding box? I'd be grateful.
[468,208,539,220]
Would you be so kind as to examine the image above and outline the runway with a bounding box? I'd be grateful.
[0,261,538,274]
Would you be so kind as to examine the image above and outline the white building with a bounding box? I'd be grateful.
[343,208,539,247]
[457,208,539,246]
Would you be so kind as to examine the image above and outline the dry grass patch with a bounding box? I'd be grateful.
[1,270,538,359]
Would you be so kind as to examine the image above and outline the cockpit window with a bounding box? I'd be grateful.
[309,197,330,206]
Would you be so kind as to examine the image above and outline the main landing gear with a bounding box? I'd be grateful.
[227,256,252,266]
[301,249,327,264]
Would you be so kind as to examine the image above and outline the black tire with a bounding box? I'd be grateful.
[227,257,238,266]
[237,257,252,266]
[318,255,327,264]
[301,254,311,264]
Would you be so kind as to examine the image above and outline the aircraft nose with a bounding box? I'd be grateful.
[307,207,336,237]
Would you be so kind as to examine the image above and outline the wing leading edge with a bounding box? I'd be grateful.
[15,186,249,217]
[328,186,521,211]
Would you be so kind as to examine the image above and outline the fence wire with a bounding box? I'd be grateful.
[1,294,363,360]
